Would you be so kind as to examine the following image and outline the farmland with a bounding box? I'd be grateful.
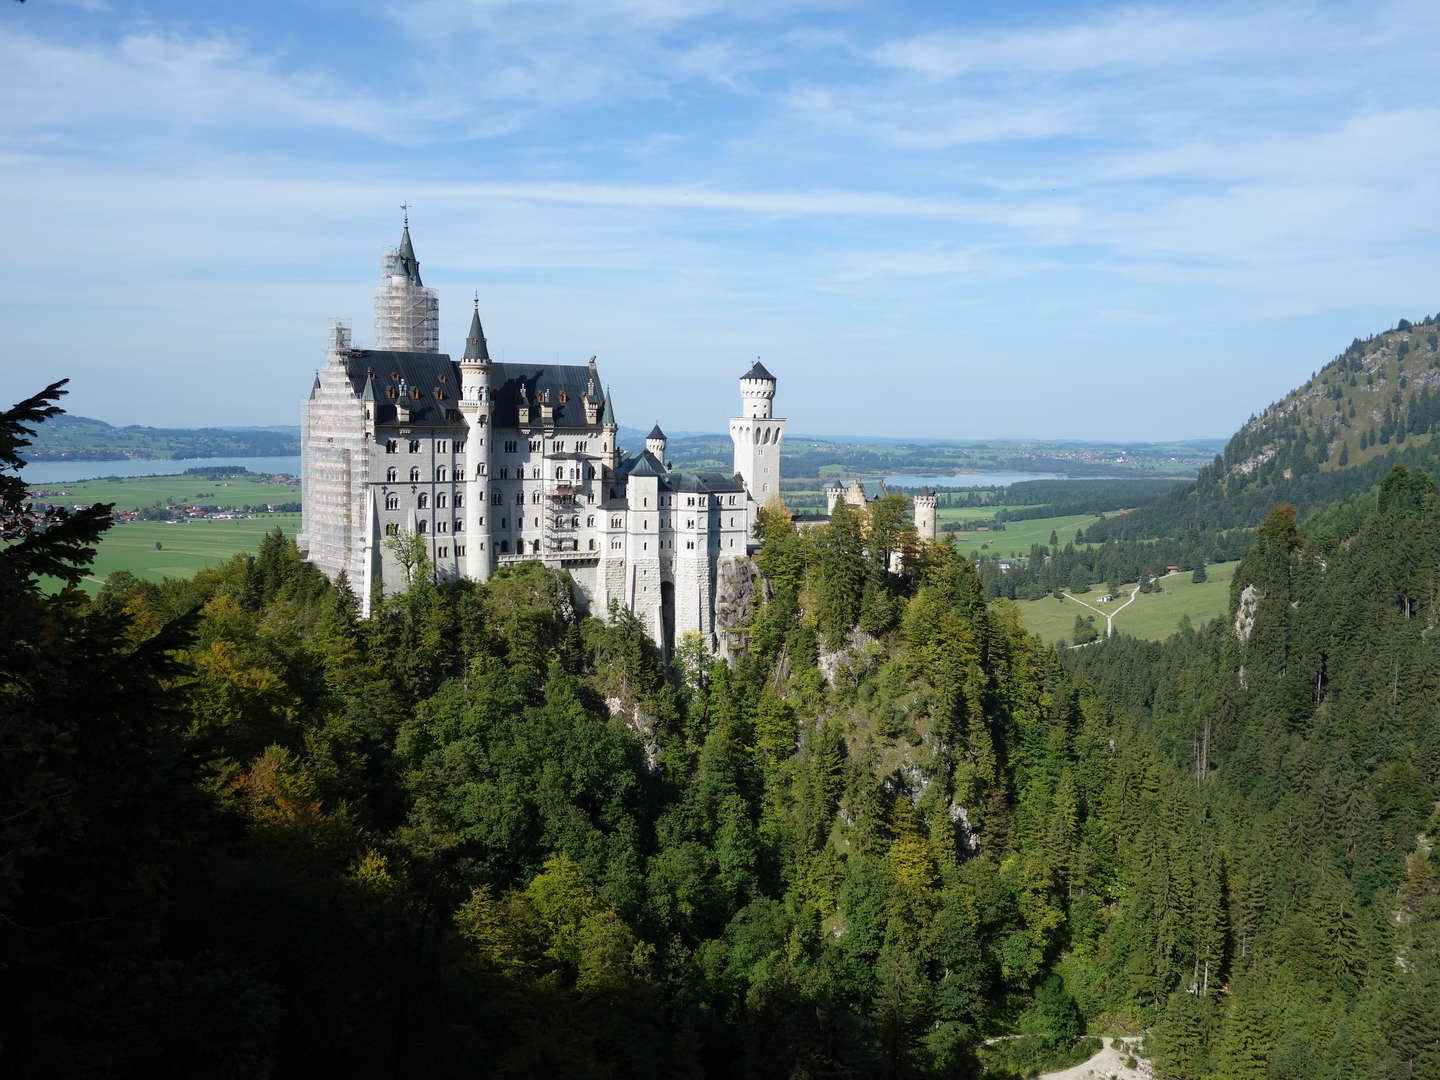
[65,514,300,594]
[1012,562,1239,645]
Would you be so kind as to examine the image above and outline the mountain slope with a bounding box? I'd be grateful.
[1085,312,1440,540]
[25,414,300,461]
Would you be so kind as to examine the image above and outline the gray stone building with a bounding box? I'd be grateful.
[299,222,783,652]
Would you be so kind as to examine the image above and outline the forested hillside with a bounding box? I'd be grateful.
[5,383,1438,1078]
[1086,314,1440,542]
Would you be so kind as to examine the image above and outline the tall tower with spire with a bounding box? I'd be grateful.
[459,298,493,582]
[729,360,785,516]
[374,210,440,351]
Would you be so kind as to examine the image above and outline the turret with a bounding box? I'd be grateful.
[645,423,667,462]
[913,487,937,541]
[601,386,619,469]
[458,297,493,583]
[824,479,845,514]
[374,211,439,351]
[738,359,776,419]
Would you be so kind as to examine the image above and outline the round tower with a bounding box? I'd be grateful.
[645,424,667,462]
[729,359,786,511]
[739,359,777,419]
[913,488,938,541]
[458,299,493,582]
[824,479,845,514]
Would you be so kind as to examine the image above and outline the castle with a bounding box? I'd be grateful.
[299,221,936,652]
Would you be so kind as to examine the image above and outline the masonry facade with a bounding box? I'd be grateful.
[300,224,938,651]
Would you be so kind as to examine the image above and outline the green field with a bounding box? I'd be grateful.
[1014,562,1238,645]
[943,510,1113,561]
[62,514,299,594]
[28,472,299,511]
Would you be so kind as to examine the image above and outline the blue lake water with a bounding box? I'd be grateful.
[21,455,302,484]
[884,471,1065,489]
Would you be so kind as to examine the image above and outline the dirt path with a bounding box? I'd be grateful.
[1038,1037,1149,1080]
[1061,584,1139,639]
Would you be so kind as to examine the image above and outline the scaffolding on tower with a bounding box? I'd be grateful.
[544,464,580,555]
[374,252,440,352]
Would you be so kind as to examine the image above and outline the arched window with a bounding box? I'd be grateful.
[588,538,596,550]
[555,466,565,479]
[437,492,448,508]
[500,540,509,552]
[531,540,540,554]
[408,439,421,453]
[437,466,448,482]
[386,467,397,482]
[515,491,524,504]
[385,522,398,536]
[417,520,428,534]
[454,493,463,508]
[417,493,429,508]
[385,493,398,510]
[587,516,594,527]
[409,467,421,482]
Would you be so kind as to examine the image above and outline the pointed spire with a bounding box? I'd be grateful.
[601,386,616,427]
[360,369,376,402]
[647,423,666,440]
[394,206,422,285]
[463,296,490,361]
[310,371,321,399]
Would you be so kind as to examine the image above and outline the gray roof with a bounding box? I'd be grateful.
[395,224,422,285]
[743,360,775,382]
[647,424,666,440]
[601,387,616,427]
[344,351,602,431]
[462,305,490,361]
[618,450,667,478]
[666,470,744,493]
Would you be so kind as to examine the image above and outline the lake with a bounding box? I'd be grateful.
[884,471,1065,489]
[21,455,302,484]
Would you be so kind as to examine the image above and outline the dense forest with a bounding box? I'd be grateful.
[4,380,1438,1078]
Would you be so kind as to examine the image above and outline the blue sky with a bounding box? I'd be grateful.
[3,0,1438,440]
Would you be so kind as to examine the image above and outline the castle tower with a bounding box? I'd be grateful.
[729,360,785,504]
[458,300,493,582]
[374,213,439,351]
[600,387,619,471]
[824,479,845,514]
[913,487,937,541]
[645,424,667,462]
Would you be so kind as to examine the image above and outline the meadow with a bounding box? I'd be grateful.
[68,514,300,594]
[942,510,1110,561]
[29,472,298,511]
[1013,561,1238,645]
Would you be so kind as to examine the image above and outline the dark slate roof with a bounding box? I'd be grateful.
[647,424,666,440]
[618,450,667,478]
[489,361,600,429]
[666,471,744,493]
[345,350,602,431]
[462,305,490,360]
[601,387,616,427]
[861,479,887,501]
[345,349,460,426]
[395,224,423,285]
[743,360,775,382]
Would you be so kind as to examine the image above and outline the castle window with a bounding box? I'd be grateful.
[478,515,484,526]
[385,493,399,510]
[577,441,587,453]
[687,497,694,507]
[411,387,422,400]
[438,374,448,384]
[559,392,568,403]
[502,518,507,529]
[418,493,429,508]
[611,517,622,528]
[387,387,397,399]
[504,441,517,454]
[417,520,428,534]
[437,466,448,482]
[531,492,541,504]
[531,541,540,554]
[555,466,565,480]
[385,523,398,536]
[446,410,460,422]
[500,540,509,553]
[437,440,448,453]
[687,541,695,550]
[516,492,524,505]
[385,439,398,453]
[454,493,463,508]
[437,546,448,558]
[586,493,595,504]
[386,467,398,482]
[476,464,486,478]
[437,521,448,533]
[530,467,540,479]
[589,539,596,550]
[529,439,541,452]
[498,467,508,479]
[454,440,466,454]
[587,516,594,527]
[554,440,565,452]
[409,467,421,482]
[457,545,466,556]
[687,519,694,529]
[409,440,421,453]
[455,519,463,532]
[437,493,448,508]
[491,493,502,505]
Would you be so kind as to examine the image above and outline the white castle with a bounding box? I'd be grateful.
[299,221,937,652]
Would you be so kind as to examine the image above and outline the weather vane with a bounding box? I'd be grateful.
[400,201,410,226]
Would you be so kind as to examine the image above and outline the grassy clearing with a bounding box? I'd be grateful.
[62,514,300,594]
[1013,562,1239,645]
[27,472,299,511]
[946,511,1111,562]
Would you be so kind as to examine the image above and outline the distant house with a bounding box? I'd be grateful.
[1166,565,1181,574]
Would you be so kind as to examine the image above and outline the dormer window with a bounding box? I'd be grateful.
[559,392,569,403]
[387,387,397,399]
[411,387,421,400]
